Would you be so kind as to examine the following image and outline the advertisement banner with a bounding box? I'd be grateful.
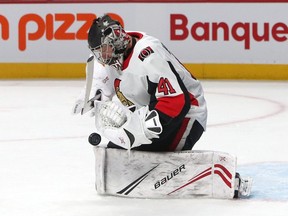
[0,2,288,78]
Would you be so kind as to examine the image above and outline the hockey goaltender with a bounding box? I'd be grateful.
[72,14,252,199]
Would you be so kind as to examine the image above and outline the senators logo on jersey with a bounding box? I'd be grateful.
[114,78,134,107]
[138,46,154,62]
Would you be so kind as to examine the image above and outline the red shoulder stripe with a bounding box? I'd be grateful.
[189,93,199,106]
[155,94,185,117]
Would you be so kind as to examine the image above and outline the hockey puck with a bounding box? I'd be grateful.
[88,133,101,146]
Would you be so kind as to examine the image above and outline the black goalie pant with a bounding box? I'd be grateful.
[182,120,204,150]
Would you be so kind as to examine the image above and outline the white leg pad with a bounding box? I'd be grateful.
[93,147,237,199]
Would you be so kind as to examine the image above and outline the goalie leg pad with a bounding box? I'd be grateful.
[93,147,239,199]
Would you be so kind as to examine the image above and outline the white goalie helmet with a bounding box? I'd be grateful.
[88,14,130,70]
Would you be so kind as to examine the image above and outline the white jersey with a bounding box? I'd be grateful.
[103,31,207,151]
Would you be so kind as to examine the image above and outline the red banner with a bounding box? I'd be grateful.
[1,0,288,3]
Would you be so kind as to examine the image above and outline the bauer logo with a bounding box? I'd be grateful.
[154,164,185,189]
[138,46,154,61]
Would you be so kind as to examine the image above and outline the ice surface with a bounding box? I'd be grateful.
[0,80,287,216]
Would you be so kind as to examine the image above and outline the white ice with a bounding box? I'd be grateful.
[0,80,287,216]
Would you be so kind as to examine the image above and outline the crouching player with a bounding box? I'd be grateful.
[72,14,252,199]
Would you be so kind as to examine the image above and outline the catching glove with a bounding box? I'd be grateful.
[95,102,162,149]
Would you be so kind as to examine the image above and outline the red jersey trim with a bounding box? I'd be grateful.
[122,32,144,70]
[168,118,190,151]
[155,94,185,118]
[189,93,199,106]
[128,32,144,39]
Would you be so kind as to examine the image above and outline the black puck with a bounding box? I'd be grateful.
[88,133,101,146]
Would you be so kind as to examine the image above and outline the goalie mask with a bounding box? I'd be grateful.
[88,15,130,70]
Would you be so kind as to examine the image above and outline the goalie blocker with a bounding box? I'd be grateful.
[92,147,252,199]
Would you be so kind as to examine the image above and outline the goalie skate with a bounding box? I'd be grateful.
[234,172,253,198]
